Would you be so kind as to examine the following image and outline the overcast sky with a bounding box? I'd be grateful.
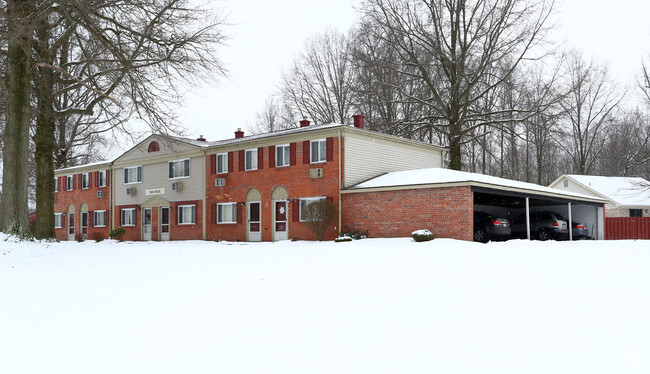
[171,0,650,144]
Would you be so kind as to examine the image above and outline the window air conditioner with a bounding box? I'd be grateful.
[97,190,104,198]
[172,182,183,191]
[310,168,324,178]
[215,178,226,187]
[126,187,137,195]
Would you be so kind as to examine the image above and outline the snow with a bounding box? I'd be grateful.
[352,168,605,202]
[1,234,649,373]
[561,175,650,207]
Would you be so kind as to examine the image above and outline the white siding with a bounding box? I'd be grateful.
[118,136,198,162]
[114,157,204,205]
[344,135,443,187]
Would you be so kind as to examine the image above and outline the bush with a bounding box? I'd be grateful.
[91,232,105,242]
[341,226,368,240]
[109,227,126,241]
[412,229,434,242]
[75,233,85,242]
[335,235,353,243]
[302,200,337,241]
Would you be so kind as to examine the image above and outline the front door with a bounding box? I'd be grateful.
[67,213,75,241]
[273,200,288,241]
[143,208,152,241]
[248,201,261,242]
[160,207,170,241]
[81,212,89,239]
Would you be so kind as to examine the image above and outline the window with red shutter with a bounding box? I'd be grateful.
[303,141,310,164]
[210,154,217,175]
[211,203,217,224]
[237,202,243,223]
[239,150,245,171]
[292,200,300,222]
[290,143,297,166]
[326,137,334,161]
[269,146,276,168]
[257,147,264,169]
[228,152,234,172]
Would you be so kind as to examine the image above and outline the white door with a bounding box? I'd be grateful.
[160,207,170,241]
[67,212,75,241]
[273,200,288,241]
[248,201,261,242]
[143,207,152,241]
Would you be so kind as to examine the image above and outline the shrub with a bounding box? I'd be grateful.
[335,235,353,243]
[341,226,368,240]
[91,232,105,242]
[109,227,126,241]
[302,200,337,241]
[412,229,434,242]
[75,233,85,242]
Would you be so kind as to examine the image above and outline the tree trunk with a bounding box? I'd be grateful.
[0,0,32,236]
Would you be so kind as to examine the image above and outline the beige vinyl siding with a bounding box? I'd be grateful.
[114,156,204,205]
[344,135,443,187]
[118,136,198,163]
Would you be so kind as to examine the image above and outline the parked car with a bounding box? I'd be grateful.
[570,222,590,240]
[473,211,511,243]
[511,211,568,240]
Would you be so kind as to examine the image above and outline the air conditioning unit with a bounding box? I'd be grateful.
[310,168,324,179]
[172,182,183,191]
[126,187,137,196]
[97,190,104,198]
[215,178,226,187]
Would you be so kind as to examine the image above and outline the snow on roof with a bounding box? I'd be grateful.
[563,175,650,206]
[350,168,605,202]
[55,159,114,173]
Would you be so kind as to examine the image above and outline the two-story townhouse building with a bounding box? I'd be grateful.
[54,162,112,241]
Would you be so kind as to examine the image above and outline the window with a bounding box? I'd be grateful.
[148,141,159,152]
[276,144,290,167]
[178,205,196,225]
[217,203,237,224]
[94,210,107,227]
[563,180,569,188]
[311,139,327,163]
[121,208,136,226]
[630,209,642,217]
[245,149,258,170]
[169,159,190,179]
[124,166,142,184]
[54,213,63,228]
[54,178,59,192]
[98,170,107,187]
[82,173,90,189]
[67,175,74,190]
[217,153,228,173]
[300,197,325,221]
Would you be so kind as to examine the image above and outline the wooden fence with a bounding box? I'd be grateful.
[605,217,650,240]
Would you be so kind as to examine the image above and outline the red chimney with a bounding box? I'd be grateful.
[353,114,365,129]
[234,128,244,138]
[196,135,206,142]
[300,119,310,127]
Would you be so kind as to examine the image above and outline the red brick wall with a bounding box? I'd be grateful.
[54,170,111,241]
[205,137,342,241]
[341,186,474,241]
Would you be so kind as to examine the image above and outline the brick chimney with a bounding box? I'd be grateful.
[196,135,206,142]
[235,128,244,138]
[353,114,365,129]
[300,119,310,127]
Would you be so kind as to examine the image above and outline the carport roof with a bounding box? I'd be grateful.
[344,168,607,204]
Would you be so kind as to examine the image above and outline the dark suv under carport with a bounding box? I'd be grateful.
[511,211,569,240]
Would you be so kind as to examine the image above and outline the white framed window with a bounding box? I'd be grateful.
[217,203,237,224]
[178,205,196,225]
[98,170,107,187]
[67,175,74,191]
[245,149,258,171]
[124,166,142,184]
[300,197,325,221]
[54,178,59,192]
[121,208,136,226]
[311,139,327,163]
[217,153,228,174]
[169,158,190,179]
[94,210,107,227]
[276,144,290,167]
[82,173,90,189]
[54,213,63,228]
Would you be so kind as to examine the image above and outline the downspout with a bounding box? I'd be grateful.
[110,164,115,232]
[338,128,342,234]
[202,149,207,240]
[568,202,573,241]
[525,197,531,240]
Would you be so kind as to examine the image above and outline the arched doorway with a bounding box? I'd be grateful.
[271,186,289,241]
[246,188,262,242]
[79,203,89,239]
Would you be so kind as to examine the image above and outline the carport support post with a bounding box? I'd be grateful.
[568,202,573,241]
[526,197,531,240]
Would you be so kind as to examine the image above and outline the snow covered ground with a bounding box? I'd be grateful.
[1,234,649,374]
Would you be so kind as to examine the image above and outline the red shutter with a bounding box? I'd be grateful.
[88,173,93,188]
[290,143,296,166]
[237,202,243,223]
[106,169,110,187]
[210,154,217,175]
[292,199,300,222]
[211,203,217,224]
[58,177,63,192]
[88,211,93,228]
[326,196,334,204]
[326,137,334,162]
[118,208,121,226]
[94,171,99,187]
[269,146,275,168]
[258,147,264,169]
[239,150,245,171]
[228,152,234,173]
[303,141,310,164]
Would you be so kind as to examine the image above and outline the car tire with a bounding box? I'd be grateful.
[474,228,489,243]
[537,229,550,241]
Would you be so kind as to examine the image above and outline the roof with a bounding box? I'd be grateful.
[55,159,114,173]
[345,168,607,203]
[552,175,650,207]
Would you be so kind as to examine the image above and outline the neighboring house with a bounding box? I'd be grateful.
[549,175,650,217]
